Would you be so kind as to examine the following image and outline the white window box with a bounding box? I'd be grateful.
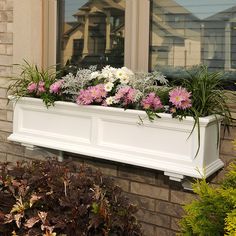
[8,97,224,182]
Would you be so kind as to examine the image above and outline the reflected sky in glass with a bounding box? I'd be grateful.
[176,0,236,19]
[65,0,88,22]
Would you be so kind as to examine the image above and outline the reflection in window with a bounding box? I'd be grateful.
[58,0,125,68]
[149,0,236,73]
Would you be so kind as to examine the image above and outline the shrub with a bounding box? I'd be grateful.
[179,161,236,235]
[0,160,142,236]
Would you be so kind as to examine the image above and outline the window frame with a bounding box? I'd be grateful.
[13,0,44,70]
[42,0,150,72]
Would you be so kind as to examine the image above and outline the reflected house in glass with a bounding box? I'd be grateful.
[62,0,125,67]
[202,6,236,70]
[150,0,201,69]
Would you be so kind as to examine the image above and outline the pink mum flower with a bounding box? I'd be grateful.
[141,92,163,111]
[27,82,37,93]
[76,84,107,105]
[50,80,63,94]
[169,87,191,110]
[114,86,138,106]
[76,89,93,105]
[37,81,46,93]
[90,84,107,102]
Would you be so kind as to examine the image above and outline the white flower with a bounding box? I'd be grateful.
[102,71,112,79]
[121,67,134,77]
[101,66,116,81]
[120,75,129,84]
[90,71,100,79]
[104,82,114,92]
[106,96,114,105]
[107,74,117,83]
[116,67,134,83]
[116,69,125,79]
[63,73,75,80]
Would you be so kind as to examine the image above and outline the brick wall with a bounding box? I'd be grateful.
[0,1,235,235]
[64,134,236,236]
[0,0,14,162]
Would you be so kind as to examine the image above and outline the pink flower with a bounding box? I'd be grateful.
[76,84,107,105]
[50,80,63,94]
[141,93,163,111]
[37,81,46,93]
[76,89,93,105]
[169,87,191,110]
[90,84,107,102]
[27,82,37,93]
[114,86,138,106]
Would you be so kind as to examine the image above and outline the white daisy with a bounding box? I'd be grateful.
[116,69,125,79]
[120,75,129,84]
[90,71,100,79]
[106,96,114,105]
[104,82,114,92]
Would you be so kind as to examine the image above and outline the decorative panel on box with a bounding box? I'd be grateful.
[8,97,224,182]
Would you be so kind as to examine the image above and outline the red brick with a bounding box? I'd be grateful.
[125,193,155,211]
[140,223,155,236]
[155,172,170,188]
[131,182,169,201]
[220,139,235,156]
[171,217,181,231]
[118,165,156,184]
[155,200,184,218]
[170,190,196,205]
[85,160,117,176]
[137,208,171,228]
[113,177,130,192]
[155,226,176,236]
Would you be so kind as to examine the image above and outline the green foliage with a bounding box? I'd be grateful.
[8,60,58,107]
[181,65,234,156]
[0,160,142,236]
[183,65,232,126]
[179,161,236,236]
[225,209,236,235]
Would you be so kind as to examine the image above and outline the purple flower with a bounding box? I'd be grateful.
[169,87,191,110]
[114,86,138,106]
[141,93,163,111]
[76,84,107,105]
[76,89,93,105]
[37,81,46,94]
[27,82,37,93]
[50,80,63,94]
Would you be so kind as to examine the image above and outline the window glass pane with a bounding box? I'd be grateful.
[149,0,236,75]
[58,0,125,68]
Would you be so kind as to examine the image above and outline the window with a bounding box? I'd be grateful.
[149,0,236,74]
[55,0,236,74]
[57,0,125,68]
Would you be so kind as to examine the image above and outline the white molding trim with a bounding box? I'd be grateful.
[42,0,57,67]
